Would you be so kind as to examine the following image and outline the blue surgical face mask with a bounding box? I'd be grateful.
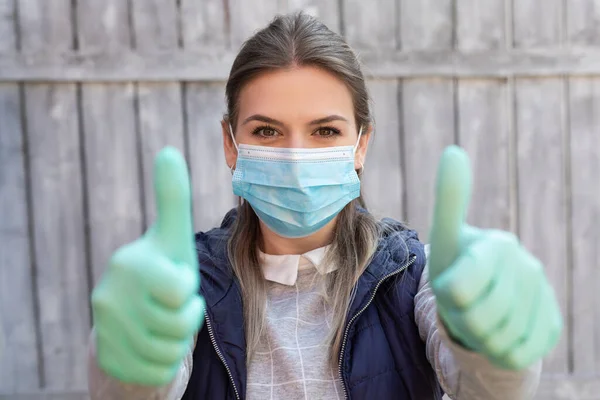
[229,125,363,238]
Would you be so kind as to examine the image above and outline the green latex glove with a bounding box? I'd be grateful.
[91,147,205,386]
[428,146,563,370]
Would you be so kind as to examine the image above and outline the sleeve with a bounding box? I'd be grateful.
[87,329,195,400]
[414,245,542,400]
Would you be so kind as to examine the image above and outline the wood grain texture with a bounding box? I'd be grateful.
[0,0,39,393]
[9,47,600,82]
[457,80,511,230]
[513,0,563,47]
[362,80,403,222]
[455,0,511,231]
[0,0,17,53]
[17,0,90,391]
[185,82,236,231]
[401,0,455,241]
[400,0,453,50]
[0,85,40,392]
[568,77,600,374]
[515,78,569,374]
[131,0,185,227]
[513,0,570,375]
[23,84,88,391]
[180,0,229,49]
[566,0,600,375]
[343,0,397,49]
[77,2,143,284]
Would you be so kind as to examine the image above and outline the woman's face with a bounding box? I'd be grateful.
[223,65,370,171]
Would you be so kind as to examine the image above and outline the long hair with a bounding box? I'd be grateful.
[224,12,380,369]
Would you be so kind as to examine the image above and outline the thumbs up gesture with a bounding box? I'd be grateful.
[91,148,205,385]
[428,146,562,370]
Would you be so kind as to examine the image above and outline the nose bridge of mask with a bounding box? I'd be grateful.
[229,123,363,154]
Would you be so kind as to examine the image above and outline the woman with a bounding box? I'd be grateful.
[88,12,562,400]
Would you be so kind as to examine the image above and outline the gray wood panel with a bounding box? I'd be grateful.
[568,78,600,375]
[456,0,511,232]
[229,0,280,48]
[362,80,403,222]
[131,0,185,228]
[0,0,39,392]
[77,2,144,284]
[9,47,600,82]
[515,79,569,374]
[17,0,90,391]
[566,0,600,376]
[401,0,455,241]
[180,0,229,49]
[185,82,236,231]
[0,85,40,392]
[343,0,397,49]
[513,0,570,375]
[457,80,511,231]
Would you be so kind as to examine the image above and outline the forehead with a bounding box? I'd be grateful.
[237,66,354,121]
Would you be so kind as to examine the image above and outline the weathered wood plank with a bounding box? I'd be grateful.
[77,2,143,284]
[400,0,455,241]
[284,0,340,33]
[568,78,600,374]
[402,79,455,239]
[457,80,511,230]
[456,0,506,51]
[456,0,511,231]
[17,0,90,391]
[513,0,563,47]
[343,0,397,49]
[23,83,89,391]
[0,84,40,392]
[9,47,600,82]
[228,0,279,48]
[362,80,403,222]
[180,0,229,49]
[566,0,600,376]
[131,0,185,227]
[0,0,17,53]
[567,0,600,46]
[400,0,453,50]
[0,0,39,393]
[515,79,569,374]
[513,0,569,375]
[184,82,236,231]
[131,0,178,50]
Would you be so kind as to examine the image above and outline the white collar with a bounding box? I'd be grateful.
[258,245,336,286]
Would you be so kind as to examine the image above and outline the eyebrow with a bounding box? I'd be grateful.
[241,114,349,126]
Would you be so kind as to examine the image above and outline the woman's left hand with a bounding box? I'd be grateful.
[427,146,563,370]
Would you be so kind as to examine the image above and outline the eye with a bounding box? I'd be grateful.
[252,125,279,138]
[314,127,341,138]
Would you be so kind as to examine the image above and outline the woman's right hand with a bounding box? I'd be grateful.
[91,147,205,386]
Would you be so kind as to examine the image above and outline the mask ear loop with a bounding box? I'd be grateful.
[354,126,365,176]
[228,123,239,174]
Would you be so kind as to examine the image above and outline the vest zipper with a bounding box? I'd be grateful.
[337,255,417,399]
[205,311,241,400]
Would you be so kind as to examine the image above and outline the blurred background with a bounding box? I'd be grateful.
[0,0,599,399]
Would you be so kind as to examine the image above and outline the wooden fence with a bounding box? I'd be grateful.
[0,0,598,398]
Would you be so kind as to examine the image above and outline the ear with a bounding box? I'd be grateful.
[354,124,372,171]
[222,119,237,170]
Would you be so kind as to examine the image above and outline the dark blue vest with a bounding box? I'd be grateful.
[182,209,444,399]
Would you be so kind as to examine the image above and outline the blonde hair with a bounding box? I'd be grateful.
[224,12,380,369]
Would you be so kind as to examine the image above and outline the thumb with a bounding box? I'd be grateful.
[428,145,472,280]
[152,147,196,267]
